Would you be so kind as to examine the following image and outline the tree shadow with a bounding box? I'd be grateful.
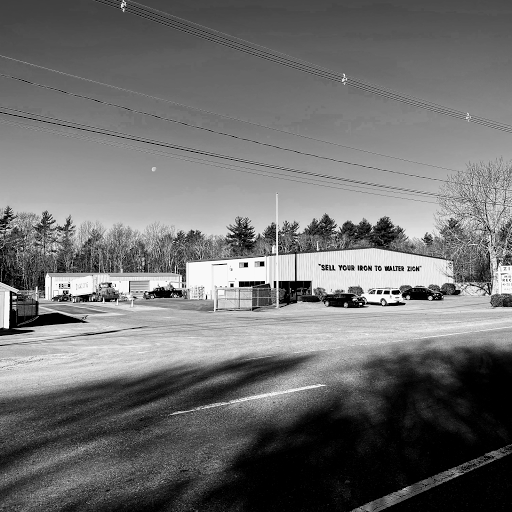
[0,354,312,511]
[2,346,512,511]
[200,345,512,511]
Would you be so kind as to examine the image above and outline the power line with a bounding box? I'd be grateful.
[0,72,449,185]
[2,106,511,206]
[0,53,459,173]
[92,0,512,135]
[0,105,443,200]
[0,117,434,202]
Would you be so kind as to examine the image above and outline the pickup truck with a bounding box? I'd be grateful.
[143,286,183,299]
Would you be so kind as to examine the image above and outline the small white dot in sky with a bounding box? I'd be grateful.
[151,167,157,172]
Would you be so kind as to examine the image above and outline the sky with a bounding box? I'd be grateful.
[1,0,512,240]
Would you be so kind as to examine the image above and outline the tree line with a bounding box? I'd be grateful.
[0,206,476,291]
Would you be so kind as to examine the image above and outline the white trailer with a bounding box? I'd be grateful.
[70,275,95,302]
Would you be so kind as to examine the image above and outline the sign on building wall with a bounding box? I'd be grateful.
[498,265,512,294]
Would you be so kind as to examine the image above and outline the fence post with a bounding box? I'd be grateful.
[213,288,217,312]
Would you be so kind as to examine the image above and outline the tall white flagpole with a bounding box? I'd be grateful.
[276,193,279,309]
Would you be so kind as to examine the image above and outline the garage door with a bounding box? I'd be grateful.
[212,264,228,288]
[129,281,150,293]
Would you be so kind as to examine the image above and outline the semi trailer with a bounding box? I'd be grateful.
[70,276,119,302]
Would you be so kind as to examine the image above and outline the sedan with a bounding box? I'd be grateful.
[402,287,444,301]
[322,293,365,308]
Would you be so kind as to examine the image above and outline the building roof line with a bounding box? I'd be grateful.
[187,247,450,263]
[0,282,19,293]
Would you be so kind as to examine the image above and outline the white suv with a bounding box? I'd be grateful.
[361,287,404,306]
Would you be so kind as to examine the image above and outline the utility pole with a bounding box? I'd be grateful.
[276,193,279,309]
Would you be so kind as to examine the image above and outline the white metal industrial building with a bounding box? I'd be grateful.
[45,272,183,299]
[187,248,453,300]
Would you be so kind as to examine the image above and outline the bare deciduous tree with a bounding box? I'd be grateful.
[438,158,512,293]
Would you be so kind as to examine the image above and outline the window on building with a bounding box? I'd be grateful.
[239,281,265,287]
[239,262,249,268]
[254,261,265,267]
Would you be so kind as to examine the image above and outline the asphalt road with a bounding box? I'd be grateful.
[1,296,512,511]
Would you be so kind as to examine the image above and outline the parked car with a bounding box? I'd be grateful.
[144,286,184,299]
[51,293,71,302]
[402,287,444,301]
[361,288,404,306]
[322,293,365,308]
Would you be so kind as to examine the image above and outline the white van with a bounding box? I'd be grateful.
[361,287,404,306]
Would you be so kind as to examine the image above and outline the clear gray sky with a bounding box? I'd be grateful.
[1,0,512,238]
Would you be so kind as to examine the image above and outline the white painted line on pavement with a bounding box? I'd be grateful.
[169,384,326,416]
[409,324,512,341]
[351,443,512,512]
[242,324,512,361]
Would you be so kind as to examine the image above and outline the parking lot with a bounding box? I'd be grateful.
[2,296,512,511]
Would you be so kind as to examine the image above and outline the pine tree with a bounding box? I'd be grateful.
[262,222,277,243]
[371,216,399,247]
[304,218,321,236]
[56,215,76,272]
[355,218,373,243]
[340,220,357,240]
[226,216,256,256]
[34,210,57,258]
[280,220,300,252]
[0,206,17,282]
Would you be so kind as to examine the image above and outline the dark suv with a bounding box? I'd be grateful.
[322,293,365,308]
[402,287,444,301]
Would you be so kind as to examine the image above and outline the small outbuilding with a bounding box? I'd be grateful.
[0,282,18,330]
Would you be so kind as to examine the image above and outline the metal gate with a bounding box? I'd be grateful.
[215,287,253,311]
[214,285,277,311]
[12,290,39,326]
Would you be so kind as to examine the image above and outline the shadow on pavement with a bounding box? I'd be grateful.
[2,346,512,511]
[28,312,85,326]
[200,344,512,511]
[0,328,34,336]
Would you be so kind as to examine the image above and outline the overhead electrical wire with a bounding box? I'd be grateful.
[0,104,441,198]
[92,0,512,135]
[0,105,504,204]
[0,72,448,185]
[0,117,432,202]
[0,105,450,203]
[0,53,459,173]
[5,105,510,206]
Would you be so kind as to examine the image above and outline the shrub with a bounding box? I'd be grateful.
[313,287,327,300]
[298,294,320,302]
[441,283,457,295]
[428,284,441,292]
[490,294,512,307]
[400,285,412,293]
[348,286,364,295]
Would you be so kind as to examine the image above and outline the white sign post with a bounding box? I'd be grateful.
[498,265,512,294]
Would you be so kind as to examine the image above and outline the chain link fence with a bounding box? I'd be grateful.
[12,290,39,326]
[214,284,285,311]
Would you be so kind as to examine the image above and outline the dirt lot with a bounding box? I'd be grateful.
[2,296,512,511]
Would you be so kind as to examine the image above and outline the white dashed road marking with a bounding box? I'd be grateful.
[351,443,512,511]
[169,384,326,416]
